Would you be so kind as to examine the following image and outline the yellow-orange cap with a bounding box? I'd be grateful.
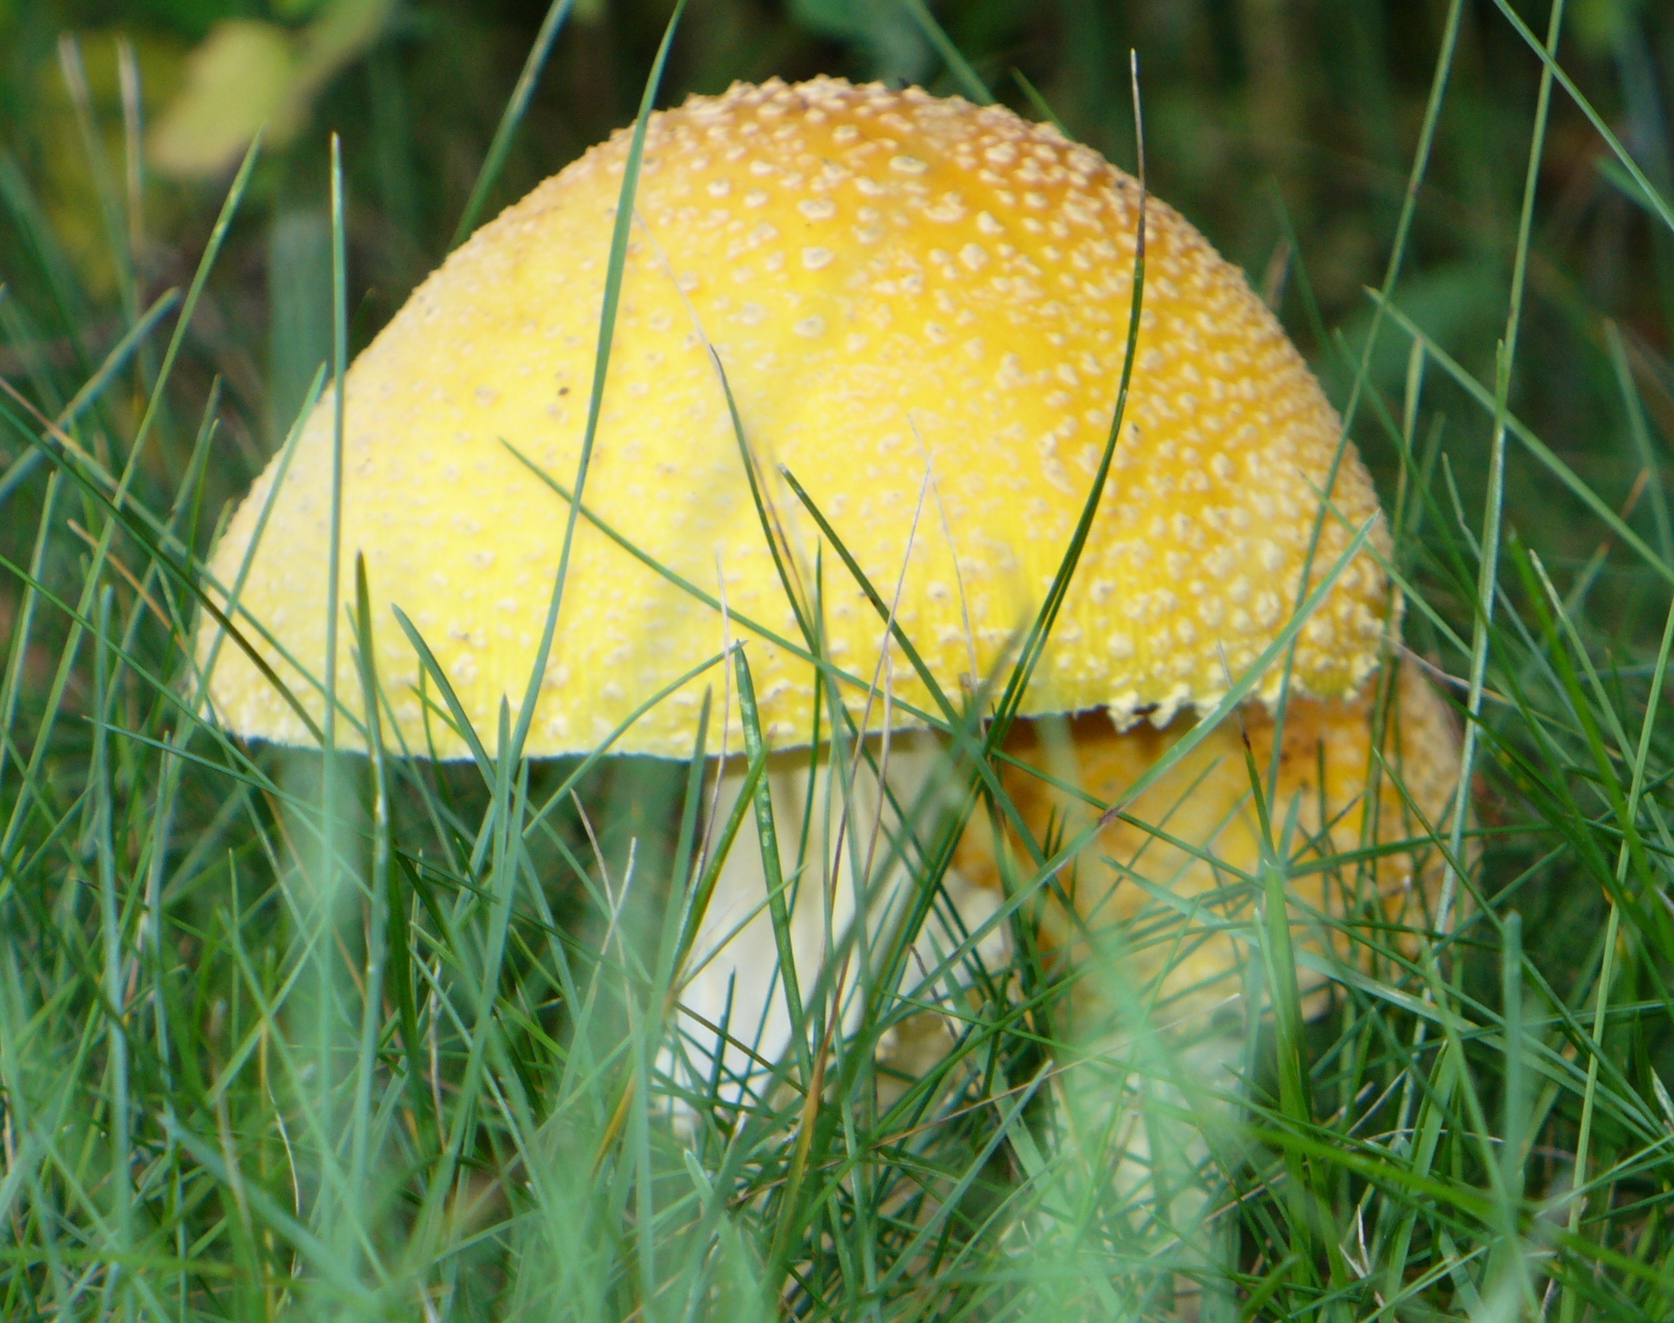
[202,77,1393,759]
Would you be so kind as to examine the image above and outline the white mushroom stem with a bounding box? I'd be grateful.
[662,729,1005,1118]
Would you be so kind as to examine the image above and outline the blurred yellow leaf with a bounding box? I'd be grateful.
[147,0,397,179]
[147,19,299,177]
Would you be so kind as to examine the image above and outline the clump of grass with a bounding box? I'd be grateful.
[2,3,1674,1319]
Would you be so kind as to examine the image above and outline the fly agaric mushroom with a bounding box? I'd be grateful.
[199,78,1442,1120]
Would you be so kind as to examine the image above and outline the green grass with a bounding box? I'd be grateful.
[3,0,1674,1318]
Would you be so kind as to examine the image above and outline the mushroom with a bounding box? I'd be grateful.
[199,78,1445,1125]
